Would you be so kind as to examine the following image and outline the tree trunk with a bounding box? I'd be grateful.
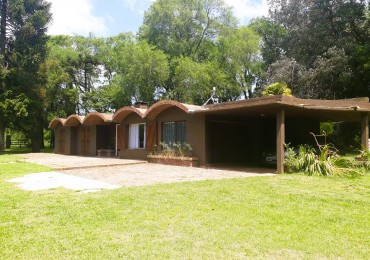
[0,120,5,152]
[0,0,7,57]
[40,126,44,149]
[31,120,43,153]
[0,0,7,153]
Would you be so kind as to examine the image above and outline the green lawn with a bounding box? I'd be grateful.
[0,155,369,259]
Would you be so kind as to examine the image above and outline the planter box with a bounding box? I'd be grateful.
[147,155,199,167]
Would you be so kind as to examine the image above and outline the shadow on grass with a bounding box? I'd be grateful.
[1,147,53,155]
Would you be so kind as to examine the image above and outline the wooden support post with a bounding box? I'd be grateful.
[276,109,285,174]
[361,113,369,150]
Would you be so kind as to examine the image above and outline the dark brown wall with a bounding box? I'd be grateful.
[205,115,320,166]
[156,107,206,165]
[206,116,271,165]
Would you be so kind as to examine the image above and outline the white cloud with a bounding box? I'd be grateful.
[47,0,108,36]
[122,0,137,11]
[225,0,269,23]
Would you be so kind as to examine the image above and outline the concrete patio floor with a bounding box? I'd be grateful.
[17,153,275,188]
[19,153,146,170]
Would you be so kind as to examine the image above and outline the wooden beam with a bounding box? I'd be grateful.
[361,113,369,150]
[276,109,285,174]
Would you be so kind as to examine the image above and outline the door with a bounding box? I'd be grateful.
[81,127,90,156]
[145,121,157,151]
[58,128,66,154]
[117,124,126,156]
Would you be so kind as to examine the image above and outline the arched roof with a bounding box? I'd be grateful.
[48,118,66,129]
[112,106,146,123]
[143,100,202,119]
[83,112,113,125]
[64,115,85,127]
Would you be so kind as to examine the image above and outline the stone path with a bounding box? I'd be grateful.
[61,163,275,187]
[14,153,275,190]
[19,153,146,170]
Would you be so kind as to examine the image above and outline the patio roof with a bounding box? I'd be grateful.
[195,95,370,121]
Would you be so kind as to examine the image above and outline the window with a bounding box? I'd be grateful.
[162,121,186,144]
[129,124,146,149]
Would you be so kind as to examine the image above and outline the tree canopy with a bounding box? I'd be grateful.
[1,0,369,151]
[0,0,51,152]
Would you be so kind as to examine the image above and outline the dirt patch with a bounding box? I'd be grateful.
[13,153,275,190]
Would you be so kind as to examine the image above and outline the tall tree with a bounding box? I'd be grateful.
[0,0,8,151]
[217,26,262,99]
[139,0,237,60]
[0,0,51,152]
[261,0,370,99]
[108,38,170,106]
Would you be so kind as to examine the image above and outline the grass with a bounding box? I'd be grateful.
[1,146,53,154]
[0,155,369,258]
[0,154,22,164]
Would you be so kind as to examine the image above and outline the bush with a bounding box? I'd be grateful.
[151,142,193,157]
[284,144,364,177]
[262,82,292,96]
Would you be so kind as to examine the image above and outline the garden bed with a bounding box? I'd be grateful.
[147,155,199,167]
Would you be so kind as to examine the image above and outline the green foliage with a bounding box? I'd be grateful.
[110,40,170,105]
[284,145,334,176]
[261,82,292,96]
[320,122,334,135]
[171,57,231,104]
[1,160,370,258]
[249,17,287,66]
[0,0,52,152]
[285,144,365,177]
[263,0,370,99]
[217,26,263,99]
[152,142,193,157]
[139,0,237,60]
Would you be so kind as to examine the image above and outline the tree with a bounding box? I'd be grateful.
[262,0,370,99]
[217,26,263,99]
[0,0,51,152]
[44,35,111,115]
[261,82,292,96]
[171,56,235,104]
[139,0,237,60]
[109,39,170,106]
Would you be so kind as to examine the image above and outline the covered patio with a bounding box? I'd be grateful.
[197,96,370,173]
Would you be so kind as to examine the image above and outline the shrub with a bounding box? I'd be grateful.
[285,144,365,177]
[262,82,292,96]
[151,142,193,157]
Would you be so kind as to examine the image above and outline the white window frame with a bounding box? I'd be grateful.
[128,123,146,149]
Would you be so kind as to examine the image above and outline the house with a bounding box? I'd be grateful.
[49,95,370,173]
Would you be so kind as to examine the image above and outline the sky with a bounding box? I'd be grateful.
[47,0,269,37]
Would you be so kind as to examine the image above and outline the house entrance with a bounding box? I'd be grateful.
[58,128,66,154]
[81,126,90,156]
